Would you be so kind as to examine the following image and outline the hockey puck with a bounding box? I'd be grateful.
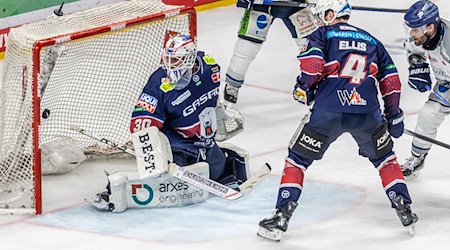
[42,109,50,119]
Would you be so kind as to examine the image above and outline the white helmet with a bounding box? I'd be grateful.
[311,0,352,25]
[162,34,197,83]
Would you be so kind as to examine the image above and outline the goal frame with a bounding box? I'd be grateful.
[23,6,196,215]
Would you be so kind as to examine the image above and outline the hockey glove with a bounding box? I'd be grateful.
[408,63,432,92]
[293,76,316,106]
[386,109,404,138]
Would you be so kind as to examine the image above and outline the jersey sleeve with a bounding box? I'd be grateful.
[296,28,327,88]
[376,41,402,117]
[130,73,166,133]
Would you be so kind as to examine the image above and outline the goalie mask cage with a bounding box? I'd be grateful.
[0,0,196,214]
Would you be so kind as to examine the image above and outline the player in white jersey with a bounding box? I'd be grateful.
[402,0,450,177]
[223,0,317,105]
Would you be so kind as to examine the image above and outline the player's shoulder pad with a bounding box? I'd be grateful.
[147,67,176,93]
[198,50,219,66]
[198,50,220,74]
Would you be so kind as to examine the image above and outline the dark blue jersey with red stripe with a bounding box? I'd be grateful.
[130,51,221,151]
[297,22,401,116]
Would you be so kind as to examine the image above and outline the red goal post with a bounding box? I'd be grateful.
[0,0,196,214]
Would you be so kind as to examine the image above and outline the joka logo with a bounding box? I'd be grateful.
[132,184,154,205]
[300,134,322,149]
[377,130,391,148]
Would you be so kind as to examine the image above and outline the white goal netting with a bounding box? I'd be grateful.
[0,0,196,214]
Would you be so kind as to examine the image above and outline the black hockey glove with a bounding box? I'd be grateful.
[237,0,253,8]
[386,109,404,138]
[293,76,316,106]
[408,63,431,92]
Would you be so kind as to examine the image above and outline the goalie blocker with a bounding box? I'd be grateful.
[88,127,250,212]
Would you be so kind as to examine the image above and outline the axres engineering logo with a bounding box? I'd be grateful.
[132,184,154,205]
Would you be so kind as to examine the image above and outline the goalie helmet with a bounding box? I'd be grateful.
[162,34,197,83]
[310,0,352,25]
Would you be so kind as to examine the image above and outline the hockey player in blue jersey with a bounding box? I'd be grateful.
[88,34,249,212]
[401,0,450,178]
[257,0,418,241]
[130,34,246,184]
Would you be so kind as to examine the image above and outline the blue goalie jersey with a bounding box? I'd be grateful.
[130,51,221,151]
[298,23,401,116]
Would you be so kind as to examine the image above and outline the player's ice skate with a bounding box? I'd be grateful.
[392,195,418,236]
[223,83,239,105]
[257,201,297,241]
[401,152,427,179]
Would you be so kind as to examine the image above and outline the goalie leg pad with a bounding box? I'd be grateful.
[41,141,86,175]
[131,126,173,179]
[88,163,210,212]
[98,172,129,213]
[217,142,250,187]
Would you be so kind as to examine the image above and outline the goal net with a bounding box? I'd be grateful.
[0,0,196,214]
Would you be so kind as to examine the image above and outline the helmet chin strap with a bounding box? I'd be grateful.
[174,68,192,90]
[423,22,442,50]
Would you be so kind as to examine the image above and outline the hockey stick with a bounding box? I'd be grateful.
[425,85,450,107]
[69,125,271,199]
[240,163,271,194]
[404,129,450,150]
[253,0,409,13]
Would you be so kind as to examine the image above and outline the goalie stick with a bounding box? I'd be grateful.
[253,0,409,13]
[404,129,450,150]
[69,124,271,199]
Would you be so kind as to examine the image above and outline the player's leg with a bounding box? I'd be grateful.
[350,111,418,228]
[258,109,342,241]
[276,6,318,48]
[217,142,250,188]
[224,5,273,105]
[402,99,450,177]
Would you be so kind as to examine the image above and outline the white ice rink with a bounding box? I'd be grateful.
[1,1,450,249]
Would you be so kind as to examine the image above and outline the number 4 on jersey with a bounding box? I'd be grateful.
[341,53,367,84]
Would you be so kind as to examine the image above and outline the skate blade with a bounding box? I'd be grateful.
[408,224,416,237]
[257,227,282,241]
[405,171,420,180]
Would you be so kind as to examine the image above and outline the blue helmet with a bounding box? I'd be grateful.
[404,0,440,28]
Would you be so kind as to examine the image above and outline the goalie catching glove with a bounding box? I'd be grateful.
[215,103,244,141]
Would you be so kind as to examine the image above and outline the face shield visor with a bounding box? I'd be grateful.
[161,37,197,83]
[403,23,430,46]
